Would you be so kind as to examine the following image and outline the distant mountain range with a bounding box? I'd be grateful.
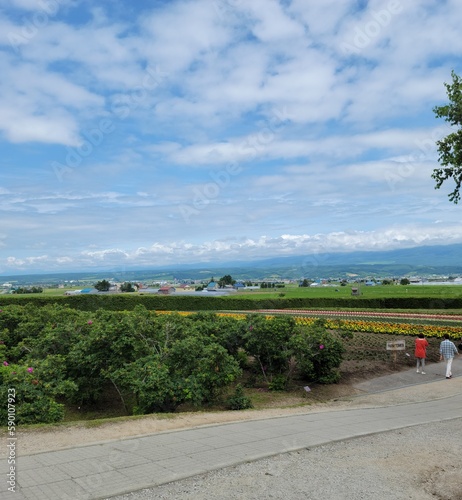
[241,243,462,269]
[171,243,462,281]
[2,244,462,285]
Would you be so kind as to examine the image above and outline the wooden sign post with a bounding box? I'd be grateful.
[386,340,406,367]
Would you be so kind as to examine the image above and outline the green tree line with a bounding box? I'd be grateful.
[0,304,343,424]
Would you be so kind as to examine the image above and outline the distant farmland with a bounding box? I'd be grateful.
[230,283,462,301]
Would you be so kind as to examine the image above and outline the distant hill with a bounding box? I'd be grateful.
[166,243,462,280]
[233,243,462,268]
[1,243,462,284]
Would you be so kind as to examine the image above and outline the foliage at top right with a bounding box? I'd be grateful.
[433,70,462,203]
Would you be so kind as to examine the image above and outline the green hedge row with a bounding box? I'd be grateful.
[0,305,344,422]
[1,294,461,311]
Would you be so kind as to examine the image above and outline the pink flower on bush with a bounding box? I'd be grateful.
[87,320,93,325]
[3,361,9,366]
[319,344,325,350]
[27,367,34,373]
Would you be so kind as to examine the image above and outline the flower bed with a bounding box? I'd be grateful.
[155,310,462,339]
[255,309,462,323]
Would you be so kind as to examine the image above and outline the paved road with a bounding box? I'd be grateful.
[2,358,461,500]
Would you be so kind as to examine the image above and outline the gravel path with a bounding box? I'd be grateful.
[110,417,462,500]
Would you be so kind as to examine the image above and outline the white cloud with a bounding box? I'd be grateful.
[3,225,462,273]
[244,0,306,42]
[0,108,80,145]
[162,125,444,167]
[140,0,233,74]
[0,51,103,145]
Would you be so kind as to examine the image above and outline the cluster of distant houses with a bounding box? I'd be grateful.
[64,280,253,296]
[4,275,462,297]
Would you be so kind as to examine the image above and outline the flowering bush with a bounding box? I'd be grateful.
[0,358,76,424]
[290,319,344,384]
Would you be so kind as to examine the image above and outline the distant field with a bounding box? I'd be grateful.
[231,284,462,300]
[6,283,462,301]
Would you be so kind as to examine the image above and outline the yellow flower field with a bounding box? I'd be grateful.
[154,310,462,339]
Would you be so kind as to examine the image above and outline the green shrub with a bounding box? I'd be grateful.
[268,374,288,391]
[290,320,344,384]
[243,314,295,377]
[225,384,253,410]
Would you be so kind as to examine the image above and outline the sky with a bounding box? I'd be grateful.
[1,0,462,275]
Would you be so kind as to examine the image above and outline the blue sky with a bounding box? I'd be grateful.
[1,0,462,275]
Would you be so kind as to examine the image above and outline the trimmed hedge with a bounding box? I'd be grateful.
[1,294,462,311]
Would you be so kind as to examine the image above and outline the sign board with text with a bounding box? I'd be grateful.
[386,340,405,351]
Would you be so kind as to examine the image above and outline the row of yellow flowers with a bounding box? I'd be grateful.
[154,310,462,338]
[300,318,462,338]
